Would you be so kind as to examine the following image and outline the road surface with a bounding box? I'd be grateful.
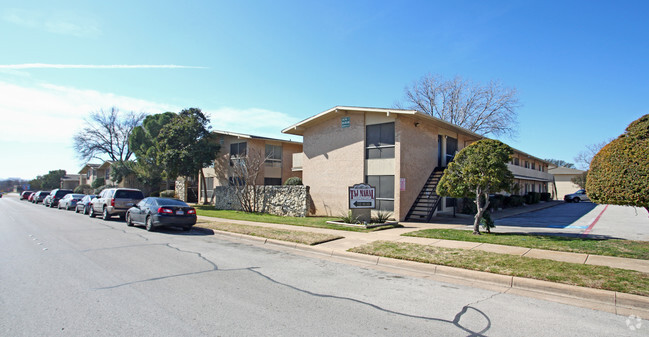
[0,194,644,336]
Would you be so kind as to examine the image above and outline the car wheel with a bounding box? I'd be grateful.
[126,213,134,227]
[89,207,96,218]
[573,197,580,203]
[145,216,154,232]
[75,206,80,213]
[102,208,111,221]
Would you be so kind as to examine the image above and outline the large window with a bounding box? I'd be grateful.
[264,177,282,185]
[366,122,395,159]
[230,142,247,157]
[265,144,282,168]
[366,175,394,211]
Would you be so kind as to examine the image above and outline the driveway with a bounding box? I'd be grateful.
[494,202,649,241]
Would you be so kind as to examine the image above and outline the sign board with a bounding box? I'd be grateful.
[349,183,375,209]
[341,116,350,128]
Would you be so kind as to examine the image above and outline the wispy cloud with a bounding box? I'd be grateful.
[0,64,206,69]
[2,8,101,38]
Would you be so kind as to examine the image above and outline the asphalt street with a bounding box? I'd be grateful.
[0,194,645,336]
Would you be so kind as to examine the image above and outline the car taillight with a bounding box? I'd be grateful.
[187,208,196,215]
[111,198,115,207]
[157,207,174,214]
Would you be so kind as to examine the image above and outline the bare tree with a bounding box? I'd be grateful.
[73,107,145,163]
[574,141,608,170]
[228,148,268,213]
[397,74,520,138]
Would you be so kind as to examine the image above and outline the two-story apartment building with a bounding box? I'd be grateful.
[282,106,553,222]
[197,130,303,201]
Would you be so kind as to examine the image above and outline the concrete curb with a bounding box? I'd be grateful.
[208,229,649,319]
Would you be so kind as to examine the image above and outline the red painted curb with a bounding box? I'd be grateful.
[581,205,608,236]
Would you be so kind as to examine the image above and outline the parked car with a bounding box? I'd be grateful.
[75,195,97,214]
[126,197,196,231]
[20,191,34,200]
[58,193,86,210]
[44,189,73,207]
[564,189,590,203]
[32,191,51,204]
[90,188,144,220]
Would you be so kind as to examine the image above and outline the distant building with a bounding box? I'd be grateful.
[549,165,586,199]
[60,174,81,190]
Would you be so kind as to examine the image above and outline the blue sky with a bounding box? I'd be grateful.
[1,0,647,180]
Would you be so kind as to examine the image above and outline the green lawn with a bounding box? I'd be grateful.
[195,206,401,232]
[196,221,343,245]
[350,241,649,296]
[403,229,649,260]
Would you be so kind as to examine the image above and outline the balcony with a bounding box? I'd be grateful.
[507,163,553,182]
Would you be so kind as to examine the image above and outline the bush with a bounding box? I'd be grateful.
[504,195,524,207]
[460,197,477,214]
[91,177,105,189]
[540,192,552,202]
[94,184,117,194]
[587,114,649,209]
[339,211,360,224]
[488,194,505,210]
[284,177,303,185]
[371,211,393,223]
[74,184,91,194]
[524,192,541,204]
[479,211,495,233]
[150,191,160,197]
[160,190,175,198]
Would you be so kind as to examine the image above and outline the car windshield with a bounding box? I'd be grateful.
[155,198,189,207]
[114,190,144,199]
[71,194,85,199]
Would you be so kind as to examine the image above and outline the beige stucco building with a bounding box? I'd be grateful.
[283,106,553,222]
[549,165,585,199]
[197,130,303,201]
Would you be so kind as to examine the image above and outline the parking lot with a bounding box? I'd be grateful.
[494,202,649,241]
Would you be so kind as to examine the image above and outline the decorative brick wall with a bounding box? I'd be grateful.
[175,178,188,201]
[211,185,310,217]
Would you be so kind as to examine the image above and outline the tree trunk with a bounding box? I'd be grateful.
[199,169,207,205]
[473,193,482,234]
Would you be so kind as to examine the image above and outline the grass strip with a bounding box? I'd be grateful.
[350,241,649,296]
[403,229,649,260]
[195,206,401,232]
[196,221,343,246]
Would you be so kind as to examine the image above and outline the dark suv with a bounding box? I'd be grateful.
[90,188,144,220]
[44,189,73,208]
[32,191,51,204]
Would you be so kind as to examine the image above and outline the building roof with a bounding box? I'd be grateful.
[213,130,302,145]
[78,163,101,174]
[549,166,586,175]
[282,106,550,165]
[61,174,81,181]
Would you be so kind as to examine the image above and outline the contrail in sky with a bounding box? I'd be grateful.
[0,63,206,69]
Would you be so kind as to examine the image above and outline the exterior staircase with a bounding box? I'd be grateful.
[404,167,445,222]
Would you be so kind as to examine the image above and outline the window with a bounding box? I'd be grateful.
[264,177,282,185]
[366,175,394,211]
[524,161,530,169]
[531,162,536,170]
[365,122,395,159]
[230,142,247,157]
[265,144,282,167]
[105,168,110,180]
[513,158,519,166]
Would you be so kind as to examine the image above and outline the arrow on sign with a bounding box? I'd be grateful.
[353,201,372,207]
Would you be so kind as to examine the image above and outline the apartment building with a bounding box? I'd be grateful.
[282,106,553,222]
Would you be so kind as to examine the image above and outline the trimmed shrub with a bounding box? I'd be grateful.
[488,194,505,210]
[540,192,552,202]
[505,195,524,207]
[160,190,176,198]
[524,192,540,204]
[587,114,649,209]
[91,177,105,189]
[460,197,477,214]
[284,177,303,185]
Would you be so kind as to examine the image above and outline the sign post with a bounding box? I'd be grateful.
[349,183,375,223]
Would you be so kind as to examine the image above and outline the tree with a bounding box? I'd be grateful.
[127,112,177,192]
[397,74,519,138]
[73,107,145,163]
[545,159,575,168]
[30,170,67,190]
[229,148,268,212]
[587,114,649,214]
[436,139,514,234]
[574,141,607,170]
[156,108,220,204]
